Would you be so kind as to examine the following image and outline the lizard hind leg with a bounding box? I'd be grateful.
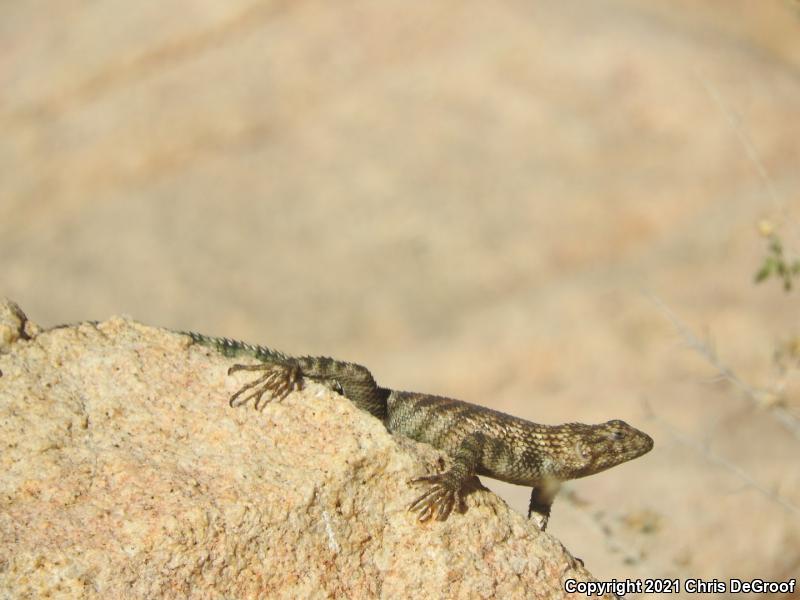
[408,473,462,522]
[227,362,303,410]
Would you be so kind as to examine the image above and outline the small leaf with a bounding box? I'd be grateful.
[754,264,772,283]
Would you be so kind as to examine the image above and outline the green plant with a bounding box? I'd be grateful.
[754,228,800,292]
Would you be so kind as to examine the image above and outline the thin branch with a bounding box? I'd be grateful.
[647,291,800,440]
[561,489,646,566]
[696,72,779,207]
[694,70,800,246]
[643,398,800,518]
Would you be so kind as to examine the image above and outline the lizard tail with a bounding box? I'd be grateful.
[181,331,290,363]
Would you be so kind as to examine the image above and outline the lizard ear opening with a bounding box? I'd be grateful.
[573,441,591,464]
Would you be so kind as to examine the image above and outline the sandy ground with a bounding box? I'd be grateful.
[2,0,799,596]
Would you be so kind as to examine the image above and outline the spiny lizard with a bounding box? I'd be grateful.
[185,332,653,529]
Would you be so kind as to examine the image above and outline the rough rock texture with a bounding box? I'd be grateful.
[0,301,610,599]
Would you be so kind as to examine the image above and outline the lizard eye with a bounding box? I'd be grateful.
[609,430,625,441]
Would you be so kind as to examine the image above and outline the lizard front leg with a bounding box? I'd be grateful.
[527,480,560,531]
[408,431,486,522]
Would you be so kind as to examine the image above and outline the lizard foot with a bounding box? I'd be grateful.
[529,512,549,531]
[407,472,464,522]
[227,362,303,410]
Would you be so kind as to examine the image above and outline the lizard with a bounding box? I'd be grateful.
[184,331,654,529]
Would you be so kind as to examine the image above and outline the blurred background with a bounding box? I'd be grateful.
[2,0,799,595]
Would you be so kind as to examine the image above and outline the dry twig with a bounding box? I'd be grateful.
[648,292,800,441]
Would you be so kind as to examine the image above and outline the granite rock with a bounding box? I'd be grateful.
[0,301,611,599]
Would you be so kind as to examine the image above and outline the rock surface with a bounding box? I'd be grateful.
[0,301,609,599]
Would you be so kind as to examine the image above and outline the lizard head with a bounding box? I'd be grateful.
[566,419,653,479]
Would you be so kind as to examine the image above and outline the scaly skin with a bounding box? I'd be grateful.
[185,331,653,528]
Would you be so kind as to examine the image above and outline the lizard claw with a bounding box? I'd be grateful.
[408,473,462,522]
[228,363,303,410]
